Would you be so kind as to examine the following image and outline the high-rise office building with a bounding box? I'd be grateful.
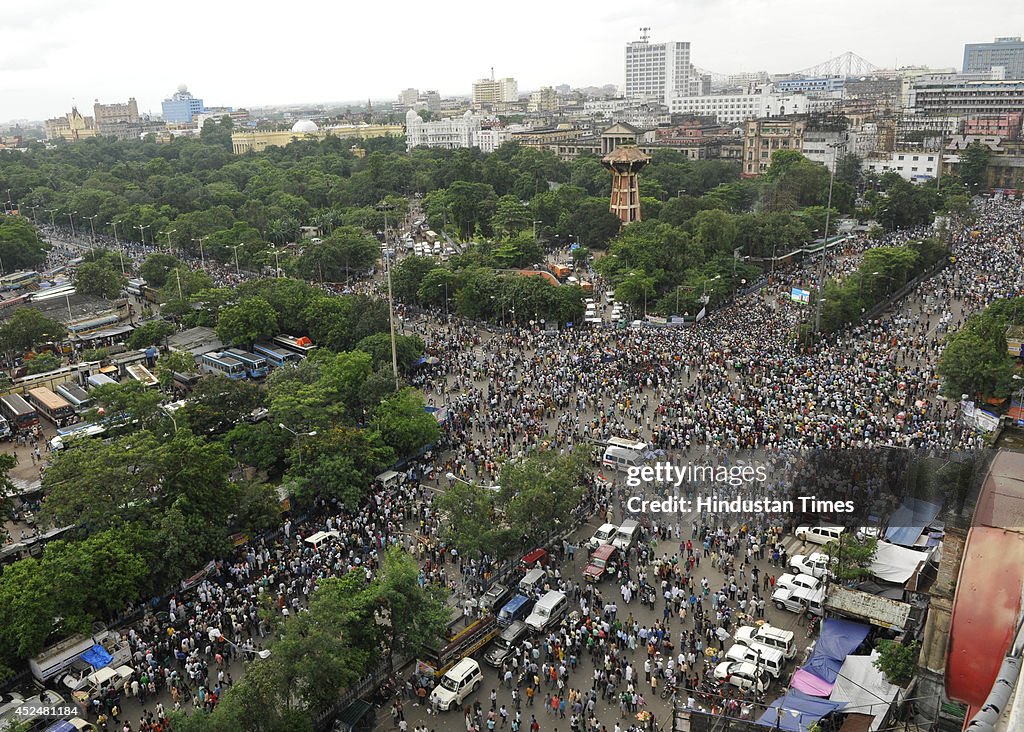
[472,77,519,108]
[161,85,204,123]
[624,29,698,105]
[963,37,1024,79]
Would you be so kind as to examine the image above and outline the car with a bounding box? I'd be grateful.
[789,552,836,579]
[429,658,482,711]
[520,548,549,570]
[479,583,513,615]
[713,661,770,693]
[587,523,618,551]
[775,572,821,592]
[583,545,618,583]
[794,525,845,545]
[482,620,530,667]
[772,585,825,615]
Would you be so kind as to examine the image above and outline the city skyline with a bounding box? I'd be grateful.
[1,0,1022,122]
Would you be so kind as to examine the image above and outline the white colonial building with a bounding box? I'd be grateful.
[405,109,481,150]
[668,86,809,125]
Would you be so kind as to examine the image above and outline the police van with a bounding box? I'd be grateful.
[601,437,648,472]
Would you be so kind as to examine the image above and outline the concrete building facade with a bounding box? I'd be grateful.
[668,88,808,125]
[963,37,1024,79]
[863,150,940,182]
[161,85,204,123]
[741,117,807,177]
[471,78,518,108]
[44,107,99,142]
[624,32,698,105]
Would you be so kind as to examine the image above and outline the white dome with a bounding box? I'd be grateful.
[405,109,419,122]
[291,119,319,133]
[177,83,188,94]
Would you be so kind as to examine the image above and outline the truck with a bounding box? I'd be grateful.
[550,264,570,280]
[29,632,108,684]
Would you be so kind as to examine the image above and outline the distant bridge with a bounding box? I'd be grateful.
[694,50,881,84]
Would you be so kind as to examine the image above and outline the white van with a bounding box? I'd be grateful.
[518,568,547,596]
[734,624,797,659]
[794,525,845,546]
[525,591,568,632]
[724,643,786,679]
[612,519,640,551]
[772,585,825,617]
[429,658,483,711]
[602,445,644,471]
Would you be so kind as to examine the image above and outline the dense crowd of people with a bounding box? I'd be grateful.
[13,198,1024,731]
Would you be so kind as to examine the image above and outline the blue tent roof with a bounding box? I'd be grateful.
[802,618,870,684]
[757,690,845,731]
[80,643,112,670]
[44,722,75,732]
[885,497,942,546]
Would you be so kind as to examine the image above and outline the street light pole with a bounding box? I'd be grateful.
[85,214,98,243]
[46,208,57,228]
[67,211,78,238]
[278,423,318,467]
[193,238,206,270]
[137,224,151,246]
[229,244,244,277]
[814,140,843,334]
[268,247,281,278]
[375,201,400,391]
[164,229,176,253]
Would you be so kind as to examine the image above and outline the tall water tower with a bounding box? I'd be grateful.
[602,145,651,225]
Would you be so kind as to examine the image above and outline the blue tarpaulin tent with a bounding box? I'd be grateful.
[44,722,76,732]
[802,618,870,684]
[80,643,112,670]
[756,690,845,731]
[884,497,942,546]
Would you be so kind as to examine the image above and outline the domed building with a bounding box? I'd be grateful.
[291,119,319,134]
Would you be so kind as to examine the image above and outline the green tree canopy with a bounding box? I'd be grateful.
[371,387,439,458]
[216,296,279,347]
[0,308,65,352]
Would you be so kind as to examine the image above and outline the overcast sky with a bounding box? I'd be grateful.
[2,0,1022,122]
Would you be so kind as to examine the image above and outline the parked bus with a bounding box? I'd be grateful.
[200,351,247,380]
[253,342,302,368]
[54,382,92,414]
[141,285,161,303]
[225,348,268,379]
[171,370,203,394]
[86,373,117,389]
[28,387,77,426]
[0,393,38,431]
[123,278,145,297]
[272,334,316,358]
[49,423,106,451]
[125,363,159,388]
[0,270,39,291]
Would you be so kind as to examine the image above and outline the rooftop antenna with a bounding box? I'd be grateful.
[640,26,650,42]
[491,66,494,81]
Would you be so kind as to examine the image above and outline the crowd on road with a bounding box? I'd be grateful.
[11,199,1024,731]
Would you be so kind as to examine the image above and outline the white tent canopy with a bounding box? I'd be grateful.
[869,541,931,584]
[829,652,901,731]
